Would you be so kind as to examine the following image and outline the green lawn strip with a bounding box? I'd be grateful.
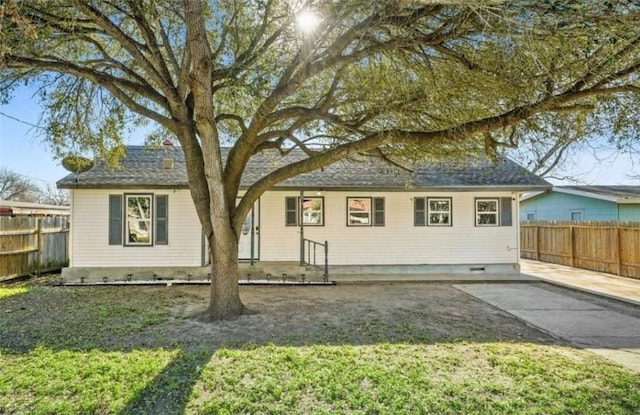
[0,346,177,415]
[0,343,637,414]
[188,343,640,415]
[0,287,29,299]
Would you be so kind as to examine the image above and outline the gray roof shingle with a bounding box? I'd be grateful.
[57,146,549,191]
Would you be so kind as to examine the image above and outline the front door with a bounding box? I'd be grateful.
[238,200,259,261]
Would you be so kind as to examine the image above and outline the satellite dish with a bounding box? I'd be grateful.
[62,155,94,175]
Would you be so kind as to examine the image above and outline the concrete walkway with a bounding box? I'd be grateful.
[520,259,640,306]
[330,259,640,372]
[456,283,640,373]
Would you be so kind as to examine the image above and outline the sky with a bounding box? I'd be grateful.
[0,85,638,188]
[0,85,146,188]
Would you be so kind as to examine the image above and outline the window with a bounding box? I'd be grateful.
[414,197,452,226]
[347,197,371,225]
[474,197,513,227]
[346,197,385,226]
[571,211,582,221]
[527,213,536,221]
[285,196,324,226]
[108,194,168,246]
[126,194,152,245]
[475,198,498,226]
[428,198,452,226]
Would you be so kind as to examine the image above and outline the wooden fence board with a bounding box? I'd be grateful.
[0,216,69,280]
[521,221,640,280]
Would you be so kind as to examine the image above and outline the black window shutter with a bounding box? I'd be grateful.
[285,197,298,226]
[373,197,385,226]
[108,195,123,245]
[500,197,513,226]
[414,198,426,226]
[155,195,169,244]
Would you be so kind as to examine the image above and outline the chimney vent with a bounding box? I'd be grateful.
[162,157,174,169]
[162,139,174,168]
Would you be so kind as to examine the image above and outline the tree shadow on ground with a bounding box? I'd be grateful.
[118,349,211,415]
[2,282,638,414]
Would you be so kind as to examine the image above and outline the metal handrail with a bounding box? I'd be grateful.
[301,238,329,282]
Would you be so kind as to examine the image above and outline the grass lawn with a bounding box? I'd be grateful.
[0,282,638,415]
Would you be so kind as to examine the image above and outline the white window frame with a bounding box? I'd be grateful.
[125,194,153,245]
[475,198,499,227]
[347,197,372,226]
[301,197,324,226]
[427,197,452,226]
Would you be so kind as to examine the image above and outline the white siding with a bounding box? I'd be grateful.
[259,191,519,265]
[70,189,202,267]
[70,188,519,267]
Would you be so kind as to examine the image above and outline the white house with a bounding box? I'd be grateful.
[57,146,549,282]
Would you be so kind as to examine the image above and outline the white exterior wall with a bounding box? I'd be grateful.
[69,188,519,268]
[259,191,519,265]
[70,188,202,267]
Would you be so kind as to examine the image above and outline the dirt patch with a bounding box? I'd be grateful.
[142,283,555,350]
[1,281,562,352]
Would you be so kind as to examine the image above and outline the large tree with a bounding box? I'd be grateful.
[0,167,40,202]
[1,0,639,319]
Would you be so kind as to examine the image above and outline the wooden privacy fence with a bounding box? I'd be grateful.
[521,221,640,280]
[0,216,69,281]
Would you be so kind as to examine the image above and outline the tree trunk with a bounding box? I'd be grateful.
[206,230,245,320]
[183,0,245,321]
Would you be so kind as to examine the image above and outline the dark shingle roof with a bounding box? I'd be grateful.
[57,146,549,191]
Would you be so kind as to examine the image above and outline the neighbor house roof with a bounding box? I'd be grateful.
[57,146,550,191]
[0,200,71,216]
[521,185,640,204]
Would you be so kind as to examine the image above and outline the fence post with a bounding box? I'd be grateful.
[35,218,43,276]
[569,226,575,267]
[535,226,540,260]
[616,225,622,276]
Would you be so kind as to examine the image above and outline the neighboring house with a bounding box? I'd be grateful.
[520,186,640,222]
[57,146,549,281]
[0,200,70,217]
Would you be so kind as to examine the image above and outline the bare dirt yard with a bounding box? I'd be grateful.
[163,283,557,348]
[5,277,640,352]
[0,280,560,352]
[156,281,640,347]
